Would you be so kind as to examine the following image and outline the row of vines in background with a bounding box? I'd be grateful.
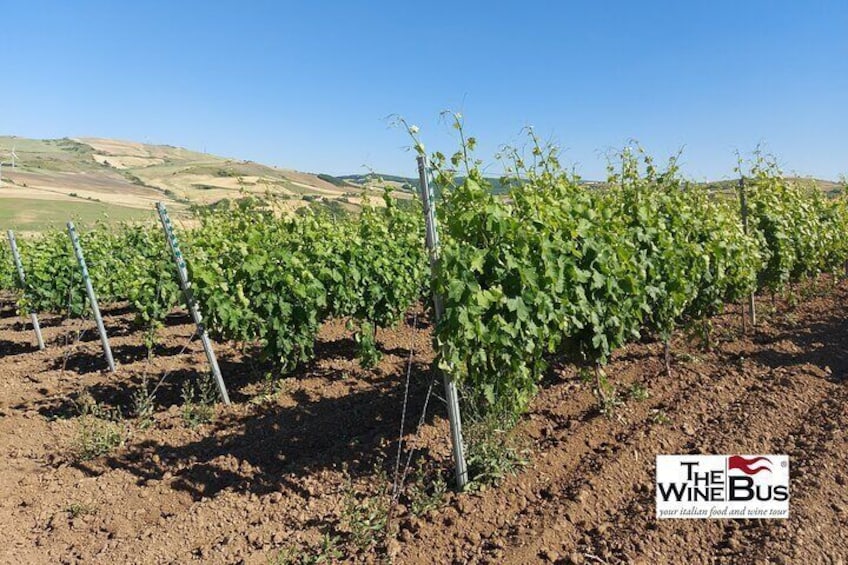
[0,243,13,291]
[186,192,427,369]
[0,191,427,369]
[417,119,848,423]
[11,224,180,347]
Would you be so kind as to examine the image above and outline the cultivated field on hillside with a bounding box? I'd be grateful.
[0,136,409,230]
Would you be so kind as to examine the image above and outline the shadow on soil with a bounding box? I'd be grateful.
[50,341,196,374]
[17,320,445,501]
[748,308,848,383]
[25,287,848,517]
[0,338,43,356]
[74,358,442,502]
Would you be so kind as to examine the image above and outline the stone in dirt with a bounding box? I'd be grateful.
[567,552,585,565]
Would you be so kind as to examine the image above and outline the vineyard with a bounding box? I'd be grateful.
[2,191,426,372]
[1,129,847,562]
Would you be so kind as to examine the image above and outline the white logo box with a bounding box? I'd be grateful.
[656,454,789,519]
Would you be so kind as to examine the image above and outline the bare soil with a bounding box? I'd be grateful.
[0,280,846,564]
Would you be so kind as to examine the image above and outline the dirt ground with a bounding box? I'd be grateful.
[0,279,846,564]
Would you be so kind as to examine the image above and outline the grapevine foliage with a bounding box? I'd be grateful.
[186,194,427,368]
[1,195,427,372]
[418,124,848,418]
[0,242,14,291]
[1,135,846,426]
[13,223,180,326]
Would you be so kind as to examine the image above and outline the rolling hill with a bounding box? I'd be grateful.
[0,135,842,232]
[0,136,411,231]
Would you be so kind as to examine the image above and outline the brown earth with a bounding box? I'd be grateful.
[0,280,846,564]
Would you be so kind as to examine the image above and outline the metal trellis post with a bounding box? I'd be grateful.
[67,222,115,372]
[416,155,468,490]
[739,177,757,327]
[155,202,231,405]
[7,230,45,350]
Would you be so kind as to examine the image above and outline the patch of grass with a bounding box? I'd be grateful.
[406,467,448,516]
[130,376,156,429]
[66,502,97,518]
[650,409,671,425]
[0,197,149,231]
[249,373,291,407]
[270,532,343,565]
[580,366,623,417]
[73,415,125,461]
[628,382,650,401]
[675,351,703,364]
[340,466,392,552]
[464,412,529,488]
[180,374,217,428]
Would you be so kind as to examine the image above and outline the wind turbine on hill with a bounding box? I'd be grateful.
[0,146,19,187]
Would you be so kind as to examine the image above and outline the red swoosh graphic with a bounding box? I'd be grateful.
[728,455,772,475]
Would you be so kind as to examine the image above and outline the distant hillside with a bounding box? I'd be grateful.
[702,177,844,197]
[339,173,512,194]
[343,172,843,198]
[0,136,412,231]
[0,135,841,231]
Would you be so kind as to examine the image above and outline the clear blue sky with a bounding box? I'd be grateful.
[2,1,846,180]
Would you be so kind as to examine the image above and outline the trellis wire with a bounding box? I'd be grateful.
[59,273,91,373]
[391,311,441,503]
[137,329,200,409]
[392,311,419,497]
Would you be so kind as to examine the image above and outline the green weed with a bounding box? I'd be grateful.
[181,374,217,428]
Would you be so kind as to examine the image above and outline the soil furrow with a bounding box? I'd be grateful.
[501,351,829,564]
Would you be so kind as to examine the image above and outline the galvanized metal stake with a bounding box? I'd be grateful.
[739,177,757,327]
[155,202,231,405]
[416,155,468,490]
[7,230,45,350]
[67,222,115,373]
